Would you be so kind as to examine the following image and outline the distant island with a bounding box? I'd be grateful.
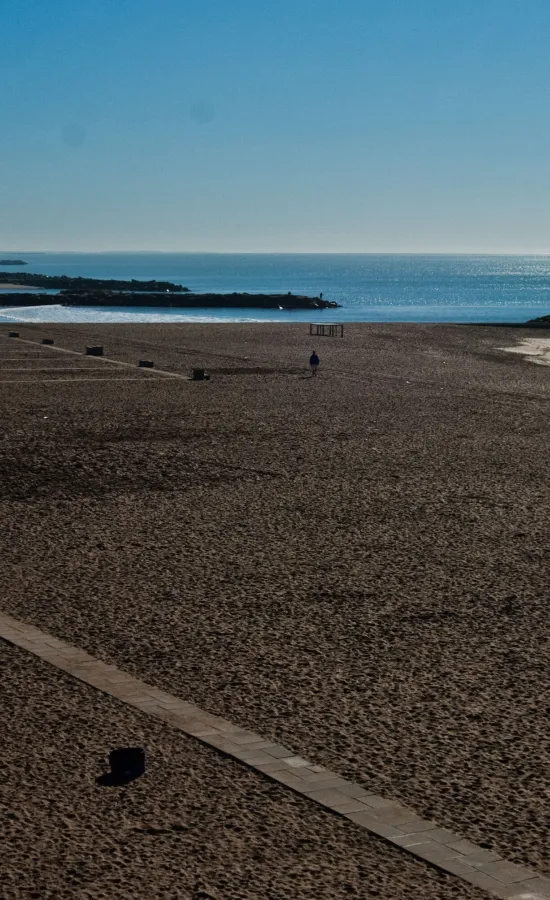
[0,272,188,292]
[0,259,27,266]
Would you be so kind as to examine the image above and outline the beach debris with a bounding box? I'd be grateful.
[192,368,210,381]
[86,345,104,356]
[8,331,19,338]
[138,359,154,368]
[41,338,54,345]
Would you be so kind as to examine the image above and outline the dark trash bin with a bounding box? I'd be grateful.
[109,747,146,779]
[138,359,154,368]
[86,346,104,356]
[41,338,54,345]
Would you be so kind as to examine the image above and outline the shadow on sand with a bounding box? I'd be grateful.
[95,770,145,787]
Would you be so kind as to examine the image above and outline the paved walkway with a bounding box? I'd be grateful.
[0,377,162,383]
[1,612,548,900]
[0,334,191,379]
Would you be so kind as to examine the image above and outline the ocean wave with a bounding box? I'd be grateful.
[0,304,275,324]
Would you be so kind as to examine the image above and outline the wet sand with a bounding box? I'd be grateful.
[1,322,549,884]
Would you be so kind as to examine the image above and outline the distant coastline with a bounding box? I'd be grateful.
[0,273,188,292]
[0,259,27,266]
[0,272,339,310]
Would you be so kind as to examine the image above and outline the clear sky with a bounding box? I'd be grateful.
[2,0,550,253]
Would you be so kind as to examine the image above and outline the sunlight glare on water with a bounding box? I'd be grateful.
[1,253,549,323]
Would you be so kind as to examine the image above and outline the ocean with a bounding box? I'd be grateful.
[1,252,550,324]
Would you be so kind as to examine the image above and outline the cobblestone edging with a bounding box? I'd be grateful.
[1,612,548,900]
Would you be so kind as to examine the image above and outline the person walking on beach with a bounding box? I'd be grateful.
[310,350,320,376]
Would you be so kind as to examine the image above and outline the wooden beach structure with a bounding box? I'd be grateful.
[309,322,344,337]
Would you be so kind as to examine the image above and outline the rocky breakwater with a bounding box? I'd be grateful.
[60,291,340,310]
[0,285,340,310]
[525,314,550,327]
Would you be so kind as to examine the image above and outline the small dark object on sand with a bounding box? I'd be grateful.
[42,338,54,345]
[138,359,154,368]
[192,367,209,381]
[110,747,146,778]
[97,747,146,786]
[8,331,19,338]
[86,346,104,356]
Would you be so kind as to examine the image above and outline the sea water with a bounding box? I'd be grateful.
[1,252,550,324]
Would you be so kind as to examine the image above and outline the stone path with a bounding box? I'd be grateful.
[0,377,162,383]
[0,334,191,379]
[1,613,549,900]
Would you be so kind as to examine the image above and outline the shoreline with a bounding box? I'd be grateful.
[1,305,550,326]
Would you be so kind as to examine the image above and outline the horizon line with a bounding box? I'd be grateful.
[2,249,550,257]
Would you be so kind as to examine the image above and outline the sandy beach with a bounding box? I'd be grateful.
[1,321,549,895]
[2,640,486,899]
[501,335,550,366]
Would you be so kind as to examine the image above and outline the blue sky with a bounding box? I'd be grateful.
[2,0,550,252]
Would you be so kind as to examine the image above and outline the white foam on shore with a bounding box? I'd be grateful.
[501,336,550,366]
[0,305,270,324]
